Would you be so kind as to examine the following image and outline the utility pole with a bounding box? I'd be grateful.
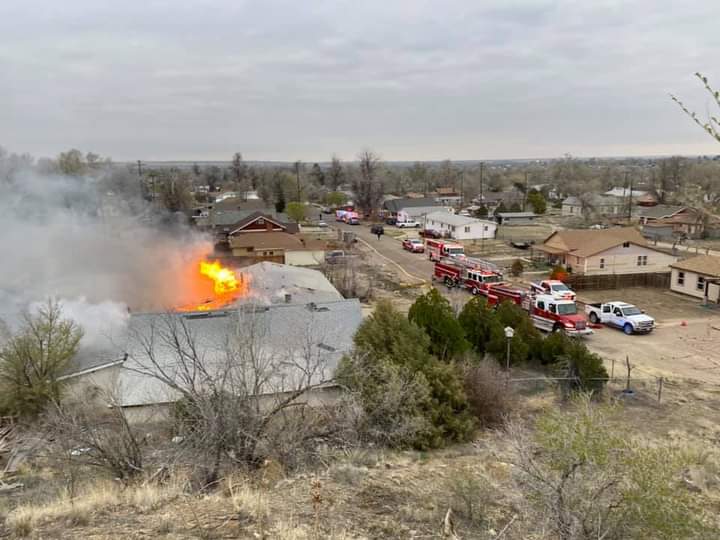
[137,160,143,178]
[626,171,633,224]
[524,171,529,211]
[294,161,302,202]
[460,170,465,207]
[479,161,484,202]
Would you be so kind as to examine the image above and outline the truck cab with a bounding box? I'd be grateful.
[528,294,592,337]
[426,239,465,261]
[531,280,576,301]
[585,302,654,334]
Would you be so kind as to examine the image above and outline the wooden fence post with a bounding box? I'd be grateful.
[657,377,664,403]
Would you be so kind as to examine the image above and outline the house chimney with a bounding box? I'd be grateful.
[284,293,292,304]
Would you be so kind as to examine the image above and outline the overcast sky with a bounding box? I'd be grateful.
[1,0,719,162]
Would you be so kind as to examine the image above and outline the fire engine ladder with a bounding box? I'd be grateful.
[457,256,500,274]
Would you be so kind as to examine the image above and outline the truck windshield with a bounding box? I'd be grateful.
[557,303,577,315]
[551,283,570,292]
[622,306,642,316]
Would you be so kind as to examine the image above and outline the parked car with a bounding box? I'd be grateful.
[419,228,442,239]
[385,217,397,225]
[585,302,655,334]
[402,238,425,253]
[397,220,420,228]
[348,217,360,225]
[370,224,384,235]
[317,221,328,228]
[324,250,347,264]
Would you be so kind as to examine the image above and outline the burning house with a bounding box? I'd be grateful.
[61,259,362,422]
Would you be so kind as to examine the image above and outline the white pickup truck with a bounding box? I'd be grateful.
[584,302,655,335]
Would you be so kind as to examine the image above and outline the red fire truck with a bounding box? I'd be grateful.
[426,239,465,261]
[432,256,503,294]
[479,283,592,337]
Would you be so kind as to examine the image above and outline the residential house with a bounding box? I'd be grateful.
[383,197,445,220]
[604,187,648,198]
[424,211,497,240]
[431,187,463,206]
[62,298,363,422]
[561,195,625,217]
[473,190,524,212]
[669,255,720,303]
[636,193,658,207]
[639,206,719,239]
[495,212,538,225]
[538,227,677,275]
[228,231,326,266]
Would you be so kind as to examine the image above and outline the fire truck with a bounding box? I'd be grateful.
[478,283,592,337]
[432,256,503,294]
[426,239,465,261]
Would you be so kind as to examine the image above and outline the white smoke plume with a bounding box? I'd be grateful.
[0,157,214,346]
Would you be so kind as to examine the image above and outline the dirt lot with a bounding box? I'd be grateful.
[577,288,720,384]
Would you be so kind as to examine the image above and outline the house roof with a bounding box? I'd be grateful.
[240,262,343,305]
[208,209,293,228]
[228,212,288,235]
[425,211,494,227]
[65,300,362,407]
[604,187,647,198]
[638,205,686,220]
[228,231,325,251]
[383,197,440,213]
[497,212,537,218]
[562,195,621,207]
[543,227,651,257]
[670,255,720,277]
[476,190,523,204]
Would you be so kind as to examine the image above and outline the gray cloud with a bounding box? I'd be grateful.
[1,0,719,160]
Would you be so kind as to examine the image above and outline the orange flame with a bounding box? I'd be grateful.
[199,260,239,295]
[176,259,249,312]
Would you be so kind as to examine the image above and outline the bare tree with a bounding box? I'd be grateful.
[44,387,144,484]
[231,152,250,198]
[327,155,345,190]
[671,72,720,144]
[352,150,384,216]
[124,307,352,488]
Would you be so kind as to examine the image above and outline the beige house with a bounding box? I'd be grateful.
[539,227,677,275]
[669,255,720,303]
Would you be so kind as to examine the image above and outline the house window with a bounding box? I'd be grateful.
[257,218,265,225]
[599,258,605,269]
[677,271,685,286]
[637,255,647,266]
[697,276,706,292]
[452,226,456,232]
[484,225,488,231]
[464,226,470,233]
[622,242,630,248]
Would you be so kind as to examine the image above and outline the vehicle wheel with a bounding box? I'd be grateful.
[552,323,562,333]
[623,323,634,335]
[472,287,479,295]
[589,312,599,324]
[444,277,453,287]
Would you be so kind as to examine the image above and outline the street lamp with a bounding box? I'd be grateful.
[504,326,515,372]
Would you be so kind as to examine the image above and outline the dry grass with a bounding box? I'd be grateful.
[5,478,184,537]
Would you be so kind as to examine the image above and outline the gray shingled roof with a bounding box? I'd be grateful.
[239,262,342,305]
[425,211,493,227]
[383,197,440,213]
[65,299,362,407]
[638,205,685,219]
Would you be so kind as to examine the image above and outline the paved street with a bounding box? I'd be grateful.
[334,221,434,283]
